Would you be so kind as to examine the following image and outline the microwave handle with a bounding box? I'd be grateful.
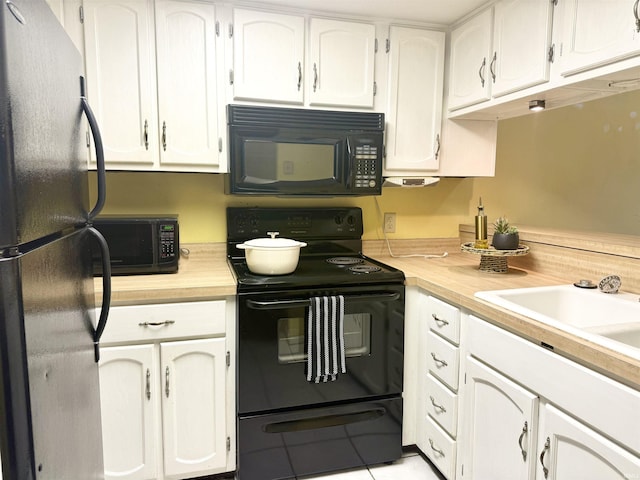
[246,292,400,310]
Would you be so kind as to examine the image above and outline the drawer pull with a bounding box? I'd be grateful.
[432,313,449,326]
[540,437,550,478]
[138,320,176,328]
[431,352,448,367]
[429,396,446,413]
[518,421,528,461]
[428,438,445,457]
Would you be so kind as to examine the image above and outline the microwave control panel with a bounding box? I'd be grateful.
[353,142,381,190]
[159,223,177,260]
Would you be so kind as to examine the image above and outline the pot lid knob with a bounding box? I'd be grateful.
[267,231,279,239]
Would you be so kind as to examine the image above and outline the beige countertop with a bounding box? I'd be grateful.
[96,241,640,389]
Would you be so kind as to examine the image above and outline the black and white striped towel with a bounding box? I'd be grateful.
[306,295,346,383]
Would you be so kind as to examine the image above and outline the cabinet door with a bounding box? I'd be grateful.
[99,345,158,480]
[560,0,640,76]
[384,26,445,173]
[448,9,493,110]
[538,403,640,479]
[491,0,553,97]
[308,18,376,108]
[232,8,305,104]
[460,356,538,480]
[155,1,221,169]
[83,0,158,166]
[161,338,227,477]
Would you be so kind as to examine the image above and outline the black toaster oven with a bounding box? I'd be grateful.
[91,216,179,275]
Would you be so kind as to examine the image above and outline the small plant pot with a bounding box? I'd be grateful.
[492,233,519,250]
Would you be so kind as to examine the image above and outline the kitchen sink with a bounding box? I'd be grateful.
[475,284,640,359]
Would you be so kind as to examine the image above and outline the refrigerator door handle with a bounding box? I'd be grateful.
[89,226,111,362]
[80,76,106,220]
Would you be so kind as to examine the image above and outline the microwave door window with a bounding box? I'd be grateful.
[92,224,153,266]
[243,140,339,185]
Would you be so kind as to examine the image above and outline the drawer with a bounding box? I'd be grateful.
[427,330,459,391]
[427,296,461,345]
[100,301,226,345]
[422,416,456,480]
[425,374,458,437]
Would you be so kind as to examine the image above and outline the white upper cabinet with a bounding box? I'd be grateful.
[231,9,305,104]
[448,0,554,111]
[384,26,445,173]
[155,1,221,168]
[448,9,493,111]
[308,18,376,108]
[83,0,158,166]
[83,0,224,172]
[559,0,640,76]
[231,9,376,108]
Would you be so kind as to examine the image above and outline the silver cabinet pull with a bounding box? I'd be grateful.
[429,396,446,413]
[143,119,149,150]
[540,437,550,478]
[518,421,528,461]
[431,352,448,367]
[434,133,441,160]
[489,51,497,83]
[478,57,486,87]
[138,320,175,328]
[634,0,640,32]
[313,63,318,92]
[297,61,302,91]
[146,368,151,400]
[165,366,170,398]
[432,313,449,326]
[429,438,444,457]
[162,121,167,151]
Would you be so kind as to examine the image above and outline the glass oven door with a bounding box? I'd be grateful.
[237,284,404,415]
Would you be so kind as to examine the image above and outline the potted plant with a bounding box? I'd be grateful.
[492,216,519,250]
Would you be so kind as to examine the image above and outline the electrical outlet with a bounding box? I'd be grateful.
[384,212,396,233]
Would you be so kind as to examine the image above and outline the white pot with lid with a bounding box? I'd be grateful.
[236,231,307,275]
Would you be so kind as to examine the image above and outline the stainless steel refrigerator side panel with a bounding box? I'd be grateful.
[1,228,104,479]
[0,0,89,250]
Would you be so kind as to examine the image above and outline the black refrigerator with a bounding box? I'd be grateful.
[0,1,110,479]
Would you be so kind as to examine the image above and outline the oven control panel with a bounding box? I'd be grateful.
[227,207,364,241]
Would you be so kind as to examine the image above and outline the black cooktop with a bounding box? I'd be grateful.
[226,207,405,292]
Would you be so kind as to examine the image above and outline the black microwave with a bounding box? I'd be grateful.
[91,216,179,275]
[226,105,385,196]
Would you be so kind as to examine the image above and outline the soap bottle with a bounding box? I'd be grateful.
[474,197,488,249]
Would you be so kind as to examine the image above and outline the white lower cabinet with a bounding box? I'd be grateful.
[98,300,234,480]
[459,314,640,480]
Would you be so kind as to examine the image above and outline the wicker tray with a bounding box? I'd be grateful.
[461,242,530,273]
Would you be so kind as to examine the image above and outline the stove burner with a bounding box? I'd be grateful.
[349,265,382,274]
[327,257,364,266]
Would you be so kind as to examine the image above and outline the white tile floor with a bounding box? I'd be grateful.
[231,450,445,480]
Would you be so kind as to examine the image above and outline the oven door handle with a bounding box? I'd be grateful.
[246,292,400,310]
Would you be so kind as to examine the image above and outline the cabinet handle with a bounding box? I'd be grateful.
[162,121,167,151]
[478,57,486,87]
[429,396,446,413]
[297,61,302,91]
[143,120,149,150]
[146,368,151,400]
[489,51,497,83]
[432,313,449,326]
[518,421,528,461]
[434,134,440,160]
[539,437,550,478]
[430,352,448,367]
[138,320,175,328]
[634,0,640,32]
[428,438,444,457]
[313,63,318,92]
[165,366,170,398]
